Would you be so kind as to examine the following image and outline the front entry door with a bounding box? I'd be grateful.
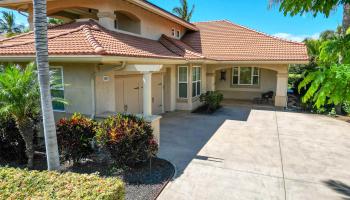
[115,76,142,114]
[115,74,163,115]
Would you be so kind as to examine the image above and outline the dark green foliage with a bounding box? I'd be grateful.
[270,0,350,17]
[56,113,97,163]
[0,115,26,163]
[342,101,350,115]
[96,114,158,168]
[199,91,224,112]
[299,64,350,109]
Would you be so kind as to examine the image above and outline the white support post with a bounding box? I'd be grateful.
[275,72,288,107]
[143,72,152,116]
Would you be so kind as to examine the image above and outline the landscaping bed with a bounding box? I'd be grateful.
[0,152,175,200]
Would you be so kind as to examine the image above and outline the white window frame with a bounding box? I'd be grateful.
[50,66,65,112]
[178,66,188,99]
[192,66,201,97]
[176,30,181,38]
[232,67,260,86]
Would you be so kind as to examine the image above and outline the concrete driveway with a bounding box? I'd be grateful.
[157,106,350,200]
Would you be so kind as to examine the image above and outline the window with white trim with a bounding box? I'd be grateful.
[192,66,201,97]
[50,67,65,111]
[232,67,260,85]
[178,66,188,98]
[176,30,181,38]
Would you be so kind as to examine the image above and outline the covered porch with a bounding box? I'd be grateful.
[206,63,289,108]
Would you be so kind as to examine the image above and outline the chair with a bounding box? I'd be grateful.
[261,91,274,104]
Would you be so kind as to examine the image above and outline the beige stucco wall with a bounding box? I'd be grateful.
[51,62,96,120]
[31,0,187,40]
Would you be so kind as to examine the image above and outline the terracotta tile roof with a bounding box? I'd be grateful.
[159,34,204,59]
[182,20,308,61]
[0,19,308,62]
[0,20,182,59]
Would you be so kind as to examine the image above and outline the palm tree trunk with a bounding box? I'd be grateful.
[17,119,34,169]
[343,3,350,34]
[32,0,60,170]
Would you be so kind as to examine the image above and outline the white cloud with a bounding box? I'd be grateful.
[272,32,320,42]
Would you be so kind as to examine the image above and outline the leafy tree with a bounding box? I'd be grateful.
[269,0,350,34]
[48,18,64,25]
[33,0,61,170]
[172,0,195,22]
[0,11,24,37]
[319,29,350,64]
[298,64,350,109]
[0,64,40,168]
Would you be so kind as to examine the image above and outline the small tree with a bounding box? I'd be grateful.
[0,64,40,168]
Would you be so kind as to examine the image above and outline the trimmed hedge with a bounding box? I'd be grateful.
[0,167,124,200]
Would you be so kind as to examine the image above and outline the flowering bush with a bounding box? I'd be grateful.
[96,114,158,168]
[57,113,97,163]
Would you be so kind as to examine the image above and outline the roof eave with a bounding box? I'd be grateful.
[127,0,198,31]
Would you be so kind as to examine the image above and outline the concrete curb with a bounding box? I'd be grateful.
[154,158,177,200]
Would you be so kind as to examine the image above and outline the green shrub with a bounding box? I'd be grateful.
[96,114,158,168]
[342,102,350,116]
[0,115,27,163]
[199,91,224,112]
[0,167,124,200]
[57,113,97,164]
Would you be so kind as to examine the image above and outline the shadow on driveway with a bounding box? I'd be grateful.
[158,106,252,178]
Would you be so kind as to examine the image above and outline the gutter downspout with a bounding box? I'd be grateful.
[90,61,127,119]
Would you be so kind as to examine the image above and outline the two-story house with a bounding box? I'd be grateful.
[0,0,308,141]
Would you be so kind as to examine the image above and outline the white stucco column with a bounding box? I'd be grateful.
[170,66,176,111]
[206,71,215,91]
[275,72,288,107]
[97,11,116,30]
[143,72,152,116]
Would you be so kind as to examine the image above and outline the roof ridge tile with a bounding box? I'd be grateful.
[81,24,106,54]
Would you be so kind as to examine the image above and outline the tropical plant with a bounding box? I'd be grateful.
[56,113,97,164]
[0,64,40,168]
[96,114,158,168]
[172,0,195,22]
[0,11,24,37]
[298,64,350,109]
[33,0,60,170]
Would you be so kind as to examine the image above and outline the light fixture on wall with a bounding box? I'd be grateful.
[220,70,226,81]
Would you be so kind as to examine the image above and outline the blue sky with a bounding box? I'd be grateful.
[1,0,343,42]
[149,0,343,42]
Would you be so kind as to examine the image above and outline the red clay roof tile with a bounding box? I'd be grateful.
[182,20,308,61]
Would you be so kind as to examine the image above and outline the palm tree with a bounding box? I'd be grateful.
[0,64,40,168]
[172,0,195,22]
[33,0,60,170]
[0,11,24,37]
